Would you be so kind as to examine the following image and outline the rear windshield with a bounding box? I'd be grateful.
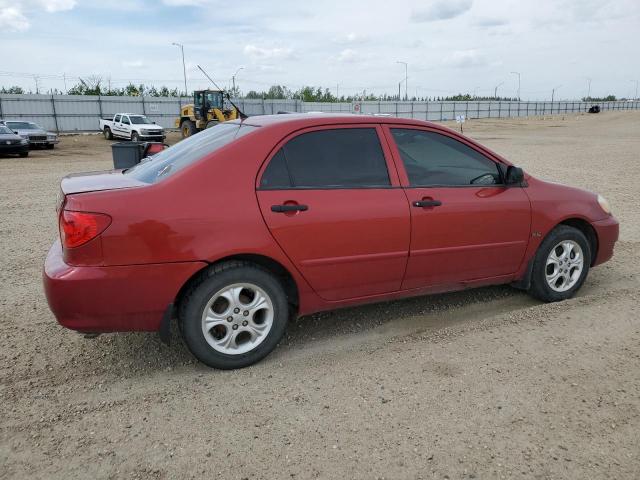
[6,122,37,129]
[124,122,257,184]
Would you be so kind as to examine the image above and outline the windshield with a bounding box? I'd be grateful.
[130,116,153,125]
[0,126,13,134]
[125,122,258,184]
[6,121,38,130]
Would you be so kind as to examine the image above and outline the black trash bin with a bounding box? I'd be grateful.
[111,141,146,169]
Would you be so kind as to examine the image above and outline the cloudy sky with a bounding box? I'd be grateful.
[1,0,639,100]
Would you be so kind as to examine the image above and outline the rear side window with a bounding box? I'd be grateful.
[125,123,257,184]
[260,128,390,189]
[391,129,501,186]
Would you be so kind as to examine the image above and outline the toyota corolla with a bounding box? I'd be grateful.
[43,114,619,369]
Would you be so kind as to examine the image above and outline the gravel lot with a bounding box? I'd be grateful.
[1,112,639,479]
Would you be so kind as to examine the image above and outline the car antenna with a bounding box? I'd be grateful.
[196,65,248,120]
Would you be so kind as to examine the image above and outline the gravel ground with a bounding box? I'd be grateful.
[1,112,639,479]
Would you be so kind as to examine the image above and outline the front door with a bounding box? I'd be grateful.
[384,126,531,290]
[256,126,410,301]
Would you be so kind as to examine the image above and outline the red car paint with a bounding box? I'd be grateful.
[43,114,619,332]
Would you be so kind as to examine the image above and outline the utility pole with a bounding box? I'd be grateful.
[63,73,67,94]
[34,75,40,94]
[632,79,639,100]
[398,82,401,101]
[586,77,592,99]
[172,42,188,97]
[494,81,504,99]
[551,85,562,102]
[510,71,521,100]
[473,86,479,98]
[336,83,340,100]
[396,61,408,100]
[231,66,244,97]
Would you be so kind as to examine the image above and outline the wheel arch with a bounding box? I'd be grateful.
[559,218,598,266]
[174,254,300,316]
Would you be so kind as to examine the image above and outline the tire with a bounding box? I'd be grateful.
[19,151,28,157]
[131,132,139,142]
[181,120,197,138]
[46,144,55,150]
[179,261,289,369]
[104,127,113,140]
[529,225,591,302]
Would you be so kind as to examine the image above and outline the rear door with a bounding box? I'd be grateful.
[256,125,410,301]
[120,115,133,138]
[384,126,531,290]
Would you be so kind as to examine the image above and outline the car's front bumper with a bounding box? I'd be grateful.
[0,143,29,154]
[138,134,165,141]
[592,216,619,266]
[43,240,206,332]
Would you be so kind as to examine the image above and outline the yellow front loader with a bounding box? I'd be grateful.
[175,89,239,138]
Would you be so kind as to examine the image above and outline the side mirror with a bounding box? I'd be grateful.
[505,166,524,185]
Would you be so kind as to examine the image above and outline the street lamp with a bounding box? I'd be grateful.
[551,85,562,102]
[510,71,521,100]
[631,79,639,100]
[585,77,592,99]
[231,66,244,96]
[494,81,504,99]
[172,42,188,97]
[396,61,408,100]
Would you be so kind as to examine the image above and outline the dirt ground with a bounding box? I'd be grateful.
[1,112,639,479]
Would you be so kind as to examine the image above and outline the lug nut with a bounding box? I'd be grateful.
[232,324,238,330]
[243,310,249,316]
[227,316,233,322]
[242,320,248,326]
[234,308,240,314]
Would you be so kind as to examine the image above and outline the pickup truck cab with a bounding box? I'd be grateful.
[100,114,165,142]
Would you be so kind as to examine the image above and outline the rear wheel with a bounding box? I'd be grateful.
[529,225,590,302]
[181,120,197,138]
[131,132,140,142]
[104,127,113,140]
[19,151,28,157]
[179,262,289,369]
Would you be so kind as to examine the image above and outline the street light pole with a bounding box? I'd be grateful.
[586,77,592,99]
[396,61,408,100]
[231,66,244,96]
[494,82,504,99]
[632,79,639,100]
[510,71,521,100]
[551,85,562,102]
[172,42,188,97]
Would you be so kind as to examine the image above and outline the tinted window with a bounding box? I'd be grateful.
[125,122,257,184]
[260,150,291,188]
[114,115,121,123]
[391,129,501,186]
[276,128,390,188]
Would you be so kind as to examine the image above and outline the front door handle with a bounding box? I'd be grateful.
[413,199,442,208]
[271,204,309,213]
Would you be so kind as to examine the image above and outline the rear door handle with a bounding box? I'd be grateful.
[413,200,442,208]
[271,204,309,213]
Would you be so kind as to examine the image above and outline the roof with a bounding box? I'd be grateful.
[238,113,439,129]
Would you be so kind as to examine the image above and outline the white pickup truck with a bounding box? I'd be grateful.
[99,113,165,142]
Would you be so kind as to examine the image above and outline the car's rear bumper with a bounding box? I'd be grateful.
[43,240,206,332]
[592,216,619,266]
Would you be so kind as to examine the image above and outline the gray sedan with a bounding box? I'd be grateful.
[2,121,59,149]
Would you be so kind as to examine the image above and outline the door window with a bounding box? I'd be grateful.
[114,115,121,123]
[260,128,390,189]
[122,116,131,125]
[391,129,501,186]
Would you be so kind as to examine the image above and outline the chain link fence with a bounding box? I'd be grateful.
[1,94,638,133]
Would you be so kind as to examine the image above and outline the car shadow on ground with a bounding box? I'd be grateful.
[74,284,532,377]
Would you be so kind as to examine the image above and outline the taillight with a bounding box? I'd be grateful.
[59,210,112,248]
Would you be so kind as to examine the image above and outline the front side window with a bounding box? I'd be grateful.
[260,128,390,189]
[122,116,131,125]
[130,116,152,124]
[391,129,501,186]
[114,115,121,123]
[125,122,257,184]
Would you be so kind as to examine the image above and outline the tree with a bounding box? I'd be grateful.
[0,86,25,94]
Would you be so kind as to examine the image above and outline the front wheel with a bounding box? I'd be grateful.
[19,151,29,157]
[181,120,197,138]
[179,262,289,369]
[104,127,113,140]
[131,132,139,142]
[529,225,591,302]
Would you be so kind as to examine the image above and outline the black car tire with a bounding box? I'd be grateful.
[19,151,29,157]
[529,225,591,303]
[104,127,113,140]
[179,261,289,369]
[131,132,139,142]
[47,144,55,150]
[181,120,197,138]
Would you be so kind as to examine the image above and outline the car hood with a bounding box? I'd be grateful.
[136,125,164,130]
[0,132,23,141]
[61,170,148,195]
[11,128,49,136]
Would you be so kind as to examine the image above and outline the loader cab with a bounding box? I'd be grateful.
[194,90,224,120]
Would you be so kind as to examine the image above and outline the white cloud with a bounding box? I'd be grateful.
[41,0,77,12]
[161,0,208,5]
[336,48,359,63]
[123,60,146,68]
[243,44,294,61]
[411,0,473,22]
[335,32,369,45]
[0,7,30,31]
[443,49,488,68]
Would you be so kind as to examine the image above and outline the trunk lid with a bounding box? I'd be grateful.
[61,170,147,195]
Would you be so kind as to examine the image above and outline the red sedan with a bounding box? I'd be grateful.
[43,114,619,369]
